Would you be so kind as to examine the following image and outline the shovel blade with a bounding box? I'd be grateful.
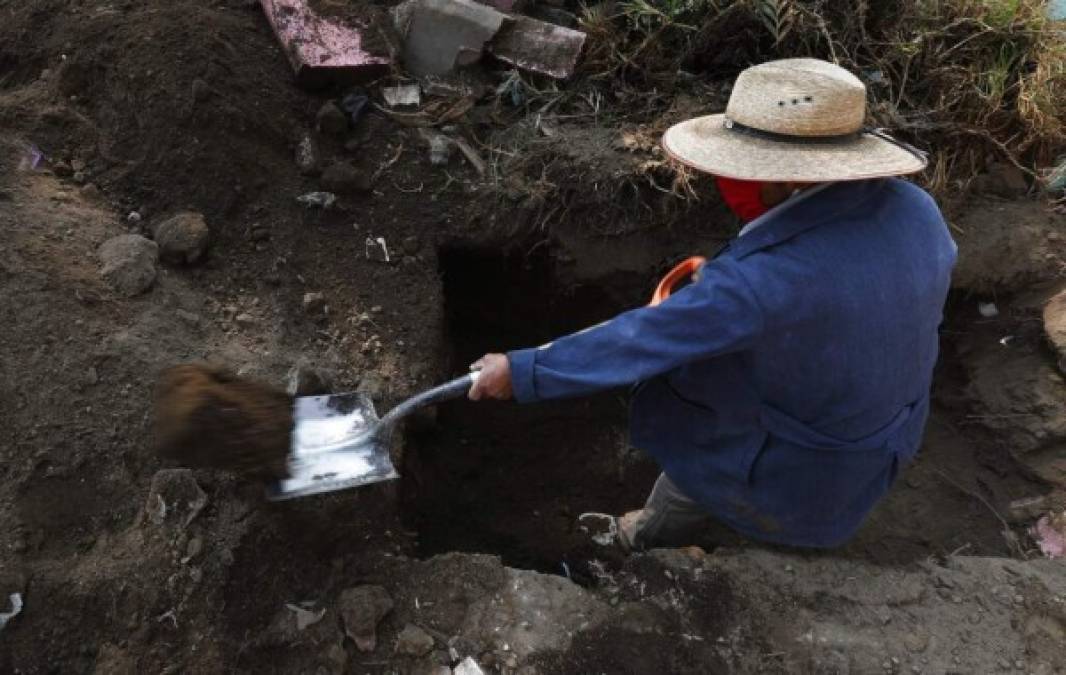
[267,392,398,501]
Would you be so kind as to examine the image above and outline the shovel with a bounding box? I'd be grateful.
[267,371,480,501]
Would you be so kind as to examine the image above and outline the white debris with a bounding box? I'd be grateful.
[0,593,23,631]
[453,656,486,675]
[296,191,337,209]
[577,512,618,547]
[127,211,143,224]
[383,83,421,107]
[978,302,999,318]
[286,603,327,630]
[365,235,391,263]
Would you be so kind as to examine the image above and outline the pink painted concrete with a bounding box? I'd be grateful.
[261,0,390,87]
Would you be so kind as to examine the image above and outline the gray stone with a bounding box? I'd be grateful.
[52,160,73,177]
[978,162,1029,198]
[80,183,102,200]
[185,536,204,560]
[395,623,435,656]
[303,292,326,315]
[453,657,486,675]
[287,362,333,396]
[337,585,394,652]
[144,469,207,529]
[400,0,505,77]
[1044,289,1066,363]
[295,133,321,176]
[154,212,210,265]
[317,102,349,135]
[321,162,371,195]
[402,235,422,255]
[191,78,210,103]
[98,234,158,297]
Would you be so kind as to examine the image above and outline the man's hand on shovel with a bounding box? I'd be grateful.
[468,354,513,401]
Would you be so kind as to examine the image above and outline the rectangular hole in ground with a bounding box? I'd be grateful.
[401,244,660,575]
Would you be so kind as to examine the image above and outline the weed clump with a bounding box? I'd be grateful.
[577,0,1066,194]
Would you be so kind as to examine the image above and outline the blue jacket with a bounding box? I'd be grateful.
[508,178,957,547]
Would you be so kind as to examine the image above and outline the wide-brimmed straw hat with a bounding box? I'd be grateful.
[662,58,927,182]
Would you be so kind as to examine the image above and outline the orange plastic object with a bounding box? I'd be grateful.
[650,256,706,306]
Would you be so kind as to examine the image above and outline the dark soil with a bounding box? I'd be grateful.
[154,363,294,480]
[0,0,1062,672]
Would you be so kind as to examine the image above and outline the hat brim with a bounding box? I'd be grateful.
[662,114,927,182]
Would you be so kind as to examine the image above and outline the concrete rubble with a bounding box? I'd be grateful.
[261,0,392,87]
[394,0,585,79]
[98,234,158,297]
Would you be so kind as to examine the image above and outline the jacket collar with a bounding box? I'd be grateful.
[728,179,890,259]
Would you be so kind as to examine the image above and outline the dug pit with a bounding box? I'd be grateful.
[399,244,1041,574]
[402,243,661,576]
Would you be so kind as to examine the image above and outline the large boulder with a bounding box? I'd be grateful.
[154,212,210,265]
[1045,288,1066,372]
[98,234,158,297]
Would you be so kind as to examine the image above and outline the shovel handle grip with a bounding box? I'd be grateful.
[377,371,480,429]
[650,256,706,306]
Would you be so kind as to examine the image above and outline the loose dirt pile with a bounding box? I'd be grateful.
[154,364,294,480]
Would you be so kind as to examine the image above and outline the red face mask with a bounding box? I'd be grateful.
[715,177,769,222]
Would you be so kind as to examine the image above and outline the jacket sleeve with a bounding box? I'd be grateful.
[507,257,765,403]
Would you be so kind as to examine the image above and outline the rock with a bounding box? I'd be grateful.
[71,158,87,172]
[250,223,271,242]
[72,171,87,185]
[52,160,73,177]
[185,536,204,560]
[286,362,333,396]
[344,136,364,153]
[92,643,136,675]
[326,643,348,673]
[1007,495,1051,524]
[191,78,210,103]
[80,183,102,200]
[903,630,929,653]
[144,469,207,529]
[176,309,201,327]
[321,162,371,195]
[454,656,486,675]
[337,585,394,652]
[235,312,256,327]
[303,292,326,315]
[98,234,158,297]
[1044,289,1066,364]
[402,235,422,255]
[295,133,321,176]
[978,162,1029,198]
[395,623,435,657]
[154,212,210,265]
[356,372,388,401]
[317,101,349,135]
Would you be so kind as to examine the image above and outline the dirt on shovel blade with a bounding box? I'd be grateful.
[153,364,293,480]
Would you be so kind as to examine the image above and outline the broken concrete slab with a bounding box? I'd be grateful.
[261,0,391,88]
[393,0,585,79]
[399,0,506,77]
[489,15,586,79]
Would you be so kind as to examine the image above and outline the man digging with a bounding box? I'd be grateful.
[468,58,957,551]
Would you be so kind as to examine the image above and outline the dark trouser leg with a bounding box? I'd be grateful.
[617,473,712,551]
